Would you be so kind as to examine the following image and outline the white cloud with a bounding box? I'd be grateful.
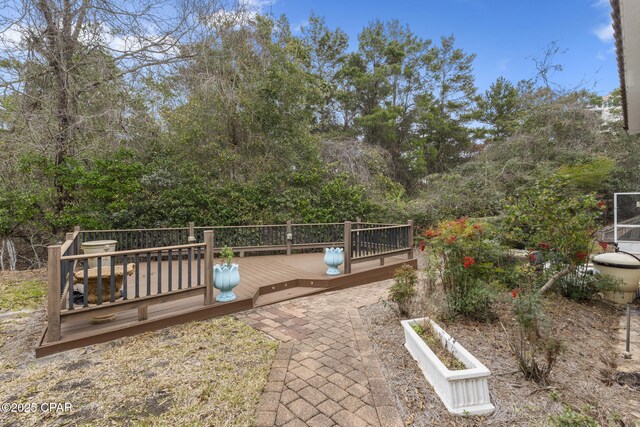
[591,0,610,7]
[593,20,614,42]
[209,0,277,28]
[0,26,25,50]
[245,0,276,10]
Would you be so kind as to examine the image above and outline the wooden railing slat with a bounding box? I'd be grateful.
[97,257,103,305]
[110,261,116,303]
[135,254,140,298]
[123,255,128,300]
[146,252,151,297]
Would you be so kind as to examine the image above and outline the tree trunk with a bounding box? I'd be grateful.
[538,264,576,294]
[37,0,79,221]
[0,236,17,271]
[53,65,72,216]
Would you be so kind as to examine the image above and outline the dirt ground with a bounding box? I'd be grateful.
[0,271,277,427]
[360,294,640,426]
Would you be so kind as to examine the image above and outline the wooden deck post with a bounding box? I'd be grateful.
[73,225,81,255]
[47,245,62,342]
[188,222,196,243]
[286,220,292,255]
[344,221,352,274]
[138,306,148,321]
[407,219,414,259]
[204,230,214,305]
[65,232,75,254]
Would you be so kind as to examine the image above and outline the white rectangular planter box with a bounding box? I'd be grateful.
[401,317,495,416]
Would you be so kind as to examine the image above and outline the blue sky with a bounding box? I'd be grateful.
[256,0,618,96]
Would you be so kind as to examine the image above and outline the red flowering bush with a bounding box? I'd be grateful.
[423,218,501,321]
[463,256,475,269]
[503,178,618,302]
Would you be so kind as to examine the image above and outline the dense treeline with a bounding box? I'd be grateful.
[0,1,639,268]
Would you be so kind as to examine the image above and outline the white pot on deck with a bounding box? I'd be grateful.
[401,317,494,416]
[81,240,117,269]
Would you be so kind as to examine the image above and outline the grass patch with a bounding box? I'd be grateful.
[0,280,45,310]
[0,270,47,311]
[0,316,277,426]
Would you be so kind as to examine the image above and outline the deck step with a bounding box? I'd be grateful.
[254,286,323,306]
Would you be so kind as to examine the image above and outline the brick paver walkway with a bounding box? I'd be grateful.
[237,282,403,427]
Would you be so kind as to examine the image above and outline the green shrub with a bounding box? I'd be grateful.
[556,270,621,302]
[502,177,604,294]
[388,265,418,317]
[549,405,599,427]
[510,281,564,385]
[447,284,496,322]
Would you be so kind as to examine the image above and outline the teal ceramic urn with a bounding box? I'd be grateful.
[213,264,240,302]
[324,247,344,275]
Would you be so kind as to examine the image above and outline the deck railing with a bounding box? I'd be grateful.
[46,220,414,342]
[343,221,413,273]
[60,244,206,308]
[79,228,192,251]
[193,224,288,252]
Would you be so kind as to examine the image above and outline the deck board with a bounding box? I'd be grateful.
[37,252,417,357]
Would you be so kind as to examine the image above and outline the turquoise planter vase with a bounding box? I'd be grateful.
[213,264,240,302]
[324,247,344,275]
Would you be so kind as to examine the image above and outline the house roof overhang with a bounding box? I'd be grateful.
[613,0,640,134]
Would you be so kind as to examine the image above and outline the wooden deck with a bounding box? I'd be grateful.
[36,252,417,357]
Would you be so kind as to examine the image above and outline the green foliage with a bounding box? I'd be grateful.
[408,86,632,228]
[557,157,615,194]
[549,405,599,427]
[0,189,40,236]
[388,265,418,317]
[478,76,522,142]
[502,177,607,295]
[447,284,496,323]
[411,34,478,175]
[556,271,621,302]
[301,13,350,132]
[502,178,601,263]
[220,246,234,266]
